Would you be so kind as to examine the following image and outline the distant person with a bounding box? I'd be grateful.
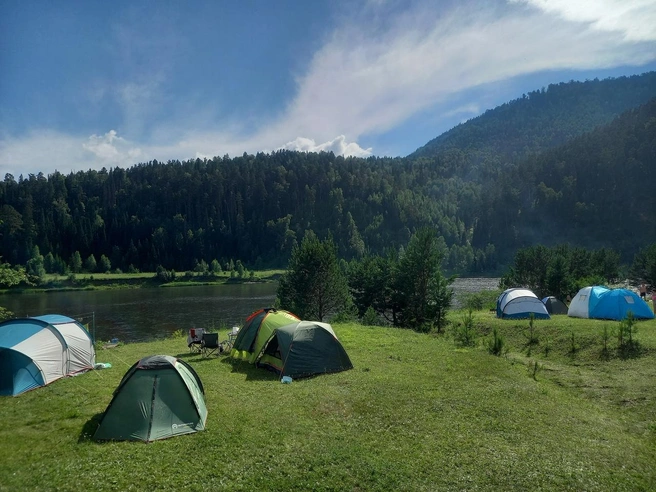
[639,283,647,300]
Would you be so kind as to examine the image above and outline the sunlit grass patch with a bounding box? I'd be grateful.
[0,318,654,490]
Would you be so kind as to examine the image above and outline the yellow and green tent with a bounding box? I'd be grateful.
[230,308,299,363]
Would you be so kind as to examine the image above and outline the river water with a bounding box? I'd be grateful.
[1,278,500,342]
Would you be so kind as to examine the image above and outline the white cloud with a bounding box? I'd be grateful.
[281,135,373,157]
[82,130,145,165]
[2,0,655,177]
[511,0,656,41]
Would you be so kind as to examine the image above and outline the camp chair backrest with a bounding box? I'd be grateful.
[201,333,219,357]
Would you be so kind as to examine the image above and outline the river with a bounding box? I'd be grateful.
[1,278,500,342]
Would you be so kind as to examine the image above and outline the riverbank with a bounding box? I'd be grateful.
[0,270,285,294]
[1,314,654,490]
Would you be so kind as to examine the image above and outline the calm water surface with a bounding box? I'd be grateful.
[1,283,278,342]
[1,278,500,342]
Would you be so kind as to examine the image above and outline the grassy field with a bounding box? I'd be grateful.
[0,311,654,491]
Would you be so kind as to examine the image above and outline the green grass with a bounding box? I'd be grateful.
[1,313,655,491]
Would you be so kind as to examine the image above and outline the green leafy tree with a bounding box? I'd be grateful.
[85,254,97,273]
[70,251,83,273]
[0,259,28,288]
[277,232,350,321]
[99,254,111,273]
[629,243,656,290]
[210,259,222,275]
[393,227,454,332]
[26,246,46,280]
[348,252,398,324]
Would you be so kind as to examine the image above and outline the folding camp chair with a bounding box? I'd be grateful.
[201,332,220,357]
[187,328,205,353]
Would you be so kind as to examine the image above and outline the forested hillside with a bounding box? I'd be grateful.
[410,72,656,180]
[1,74,654,277]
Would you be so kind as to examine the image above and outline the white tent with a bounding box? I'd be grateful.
[0,314,95,396]
[496,288,551,319]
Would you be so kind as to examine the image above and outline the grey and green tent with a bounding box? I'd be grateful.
[94,355,207,442]
[257,321,353,379]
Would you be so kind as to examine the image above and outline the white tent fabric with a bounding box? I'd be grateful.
[12,326,66,385]
[0,315,95,396]
[497,288,550,319]
[52,321,95,374]
[567,286,593,318]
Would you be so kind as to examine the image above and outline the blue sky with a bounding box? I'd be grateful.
[2,0,655,177]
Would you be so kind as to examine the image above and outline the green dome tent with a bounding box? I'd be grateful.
[257,321,353,380]
[93,355,207,442]
[231,308,300,363]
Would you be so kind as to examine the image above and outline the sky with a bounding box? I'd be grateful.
[1,0,655,178]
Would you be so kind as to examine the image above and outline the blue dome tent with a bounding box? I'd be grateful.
[568,286,654,321]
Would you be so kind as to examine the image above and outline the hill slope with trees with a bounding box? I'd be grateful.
[1,73,654,280]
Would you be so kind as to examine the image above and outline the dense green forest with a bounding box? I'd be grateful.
[1,73,655,277]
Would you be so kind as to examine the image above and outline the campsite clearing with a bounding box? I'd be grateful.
[0,312,654,490]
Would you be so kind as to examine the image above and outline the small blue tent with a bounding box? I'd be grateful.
[497,288,550,320]
[0,315,95,396]
[568,286,654,321]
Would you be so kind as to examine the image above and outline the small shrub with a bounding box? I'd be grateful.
[600,325,611,357]
[569,331,578,354]
[524,313,539,346]
[528,360,542,380]
[487,327,507,356]
[543,337,551,357]
[454,309,477,347]
[617,312,640,354]
[362,306,378,326]
[461,290,501,311]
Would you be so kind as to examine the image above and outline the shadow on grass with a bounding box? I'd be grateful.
[79,412,104,443]
[173,351,279,380]
[220,356,279,381]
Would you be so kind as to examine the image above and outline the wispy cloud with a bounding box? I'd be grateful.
[2,0,655,177]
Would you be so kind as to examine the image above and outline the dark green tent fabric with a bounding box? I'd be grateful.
[257,321,353,379]
[93,355,207,442]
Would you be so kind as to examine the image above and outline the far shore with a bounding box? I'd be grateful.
[0,270,285,295]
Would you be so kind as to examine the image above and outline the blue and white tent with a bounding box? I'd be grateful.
[568,286,654,321]
[496,288,551,320]
[0,315,95,396]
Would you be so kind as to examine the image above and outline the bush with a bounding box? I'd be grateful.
[454,309,477,347]
[361,306,378,326]
[461,290,501,311]
[487,327,508,356]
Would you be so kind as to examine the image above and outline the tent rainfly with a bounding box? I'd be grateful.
[0,314,95,396]
[230,308,300,363]
[496,288,551,320]
[568,286,654,321]
[541,296,569,315]
[257,320,353,380]
[94,355,207,442]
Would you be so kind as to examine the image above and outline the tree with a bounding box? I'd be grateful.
[629,243,656,290]
[70,251,83,273]
[0,259,28,288]
[277,232,350,321]
[26,246,46,281]
[348,252,398,323]
[210,259,222,275]
[99,254,111,273]
[393,227,453,332]
[85,254,97,273]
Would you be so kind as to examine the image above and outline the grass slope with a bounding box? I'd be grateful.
[0,312,654,491]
